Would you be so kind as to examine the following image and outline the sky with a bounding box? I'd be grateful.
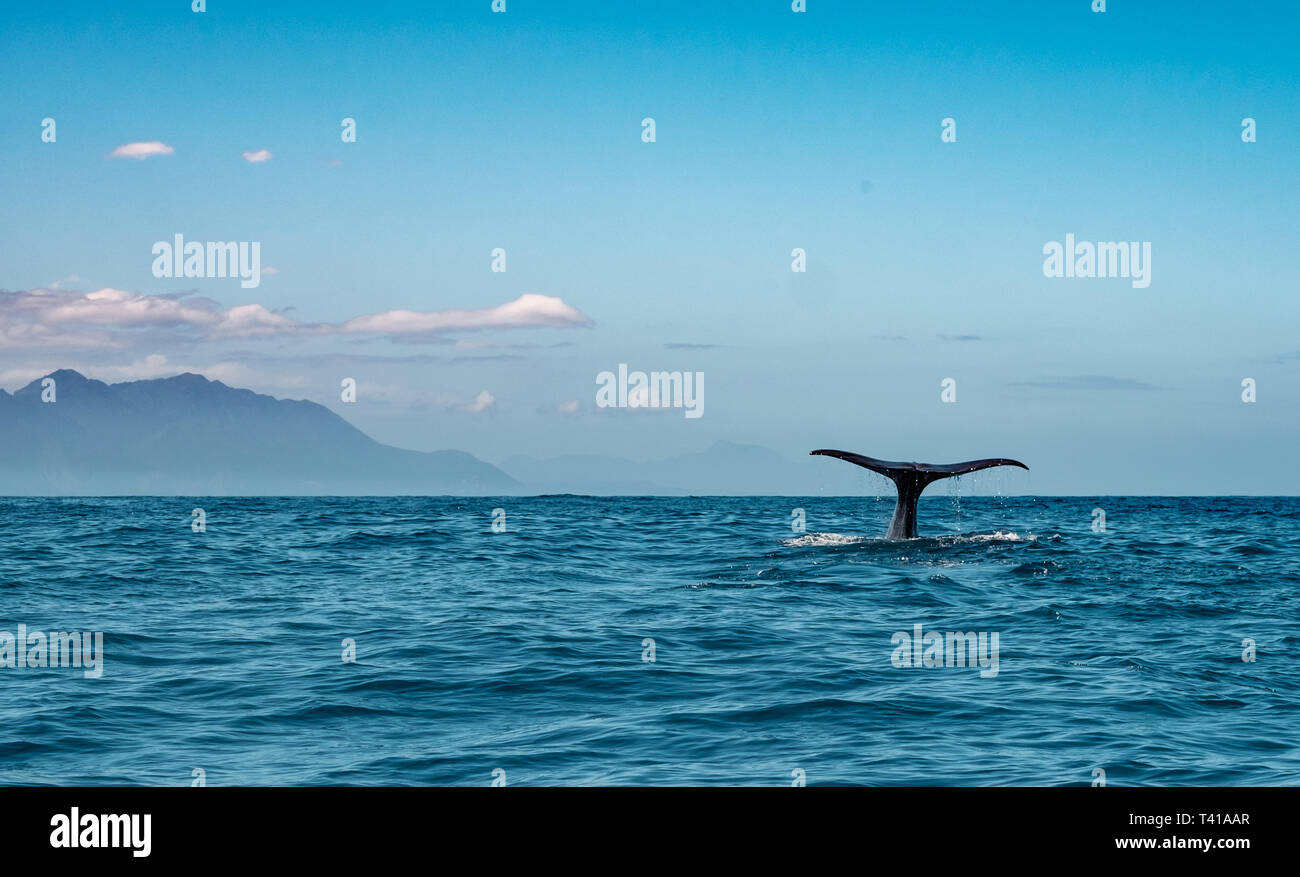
[1,0,1297,494]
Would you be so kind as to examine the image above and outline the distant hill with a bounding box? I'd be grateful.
[499,439,882,495]
[0,370,517,495]
[0,370,895,496]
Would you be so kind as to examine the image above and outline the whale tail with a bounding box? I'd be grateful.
[810,450,1028,539]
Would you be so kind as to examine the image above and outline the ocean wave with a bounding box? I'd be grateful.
[0,495,1295,786]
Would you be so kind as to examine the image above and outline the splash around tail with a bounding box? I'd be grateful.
[810,450,1028,539]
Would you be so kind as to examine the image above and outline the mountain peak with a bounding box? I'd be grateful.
[0,366,516,495]
[15,368,107,397]
[44,368,90,382]
[129,371,225,392]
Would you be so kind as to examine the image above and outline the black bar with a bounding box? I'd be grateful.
[0,786,1284,863]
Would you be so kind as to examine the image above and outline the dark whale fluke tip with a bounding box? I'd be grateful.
[810,449,1028,538]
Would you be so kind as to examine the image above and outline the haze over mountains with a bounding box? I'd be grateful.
[0,370,882,496]
[500,441,873,495]
[0,370,512,495]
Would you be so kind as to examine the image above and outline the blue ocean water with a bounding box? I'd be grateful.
[0,495,1296,786]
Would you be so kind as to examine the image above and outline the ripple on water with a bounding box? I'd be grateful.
[0,495,1294,786]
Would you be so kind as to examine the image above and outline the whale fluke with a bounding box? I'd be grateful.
[810,449,1028,539]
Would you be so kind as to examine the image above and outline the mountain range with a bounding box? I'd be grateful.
[0,370,879,496]
[0,370,512,495]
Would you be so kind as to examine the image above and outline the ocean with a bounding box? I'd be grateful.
[1,495,1296,786]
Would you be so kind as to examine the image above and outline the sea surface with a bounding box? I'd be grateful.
[0,495,1297,786]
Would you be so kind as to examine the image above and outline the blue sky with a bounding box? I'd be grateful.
[1,0,1297,493]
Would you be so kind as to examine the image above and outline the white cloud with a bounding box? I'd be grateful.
[241,149,273,163]
[0,288,592,350]
[342,293,592,335]
[213,303,305,337]
[466,389,496,413]
[108,141,174,159]
[44,287,220,328]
